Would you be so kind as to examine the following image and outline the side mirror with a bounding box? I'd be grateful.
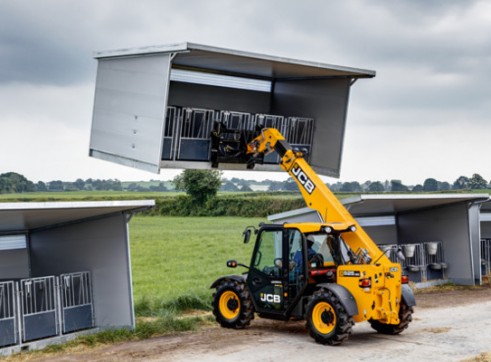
[242,226,257,244]
[243,229,251,244]
[226,259,250,270]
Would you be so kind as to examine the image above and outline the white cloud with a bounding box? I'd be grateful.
[0,0,490,185]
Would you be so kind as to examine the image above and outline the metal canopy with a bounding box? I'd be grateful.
[94,42,376,80]
[90,42,375,177]
[0,200,154,233]
[342,194,490,217]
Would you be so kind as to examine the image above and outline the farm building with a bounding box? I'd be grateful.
[89,42,374,177]
[269,194,491,286]
[0,200,154,355]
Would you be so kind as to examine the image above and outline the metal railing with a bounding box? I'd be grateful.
[60,272,94,334]
[162,106,315,163]
[0,281,17,347]
[378,242,447,283]
[0,271,94,349]
[20,276,58,342]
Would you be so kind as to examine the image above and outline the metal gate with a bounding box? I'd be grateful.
[481,239,491,276]
[60,272,94,334]
[177,108,215,161]
[0,281,17,347]
[161,106,316,164]
[20,276,58,342]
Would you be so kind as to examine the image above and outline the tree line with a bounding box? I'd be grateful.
[328,174,489,193]
[0,172,169,193]
[1,171,490,195]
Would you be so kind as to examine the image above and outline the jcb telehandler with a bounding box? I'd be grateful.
[210,127,415,345]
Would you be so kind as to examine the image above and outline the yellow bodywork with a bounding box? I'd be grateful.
[249,128,404,325]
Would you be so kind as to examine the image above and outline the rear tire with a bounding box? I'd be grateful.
[369,300,413,335]
[306,289,353,345]
[212,280,254,329]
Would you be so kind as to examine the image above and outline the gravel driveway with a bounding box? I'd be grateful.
[14,287,491,362]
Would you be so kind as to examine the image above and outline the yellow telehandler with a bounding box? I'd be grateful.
[210,127,415,345]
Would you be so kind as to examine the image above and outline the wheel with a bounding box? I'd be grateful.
[306,289,353,345]
[212,280,254,329]
[369,300,414,335]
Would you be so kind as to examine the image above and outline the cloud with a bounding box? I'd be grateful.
[0,0,490,184]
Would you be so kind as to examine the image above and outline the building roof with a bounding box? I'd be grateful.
[94,42,376,80]
[0,200,155,232]
[342,194,490,217]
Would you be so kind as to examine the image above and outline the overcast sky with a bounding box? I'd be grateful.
[1,0,490,185]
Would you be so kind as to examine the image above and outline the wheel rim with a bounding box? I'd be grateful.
[312,301,336,334]
[219,291,240,320]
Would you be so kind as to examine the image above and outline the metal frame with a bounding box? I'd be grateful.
[91,42,375,176]
[60,272,94,334]
[380,241,447,283]
[20,276,58,342]
[0,271,95,350]
[481,239,491,276]
[0,281,17,347]
[161,106,315,165]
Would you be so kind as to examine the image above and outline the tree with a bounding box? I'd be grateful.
[149,182,168,192]
[340,182,362,192]
[412,184,424,192]
[35,181,47,192]
[452,176,469,190]
[423,178,438,192]
[438,181,450,191]
[221,180,239,192]
[469,173,487,189]
[390,180,409,192]
[241,184,253,192]
[48,180,64,191]
[173,169,222,204]
[73,178,85,190]
[0,172,35,193]
[267,180,285,191]
[368,181,385,192]
[283,179,300,192]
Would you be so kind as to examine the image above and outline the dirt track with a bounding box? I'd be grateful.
[11,287,491,362]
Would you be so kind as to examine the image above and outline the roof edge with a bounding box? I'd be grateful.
[0,200,155,211]
[93,42,376,78]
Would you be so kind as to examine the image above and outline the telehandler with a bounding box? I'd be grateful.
[210,127,415,345]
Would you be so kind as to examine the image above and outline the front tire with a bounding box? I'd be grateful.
[369,300,413,335]
[306,289,353,345]
[212,280,254,329]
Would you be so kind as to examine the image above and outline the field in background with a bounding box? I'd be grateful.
[129,216,261,313]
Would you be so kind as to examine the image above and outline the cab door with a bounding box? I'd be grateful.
[247,227,308,317]
[247,227,286,315]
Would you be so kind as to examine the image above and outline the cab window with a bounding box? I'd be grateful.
[253,230,282,277]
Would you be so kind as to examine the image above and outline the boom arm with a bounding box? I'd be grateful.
[247,128,387,264]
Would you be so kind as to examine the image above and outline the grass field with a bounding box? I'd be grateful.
[129,216,262,314]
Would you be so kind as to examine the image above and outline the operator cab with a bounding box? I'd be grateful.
[244,223,368,320]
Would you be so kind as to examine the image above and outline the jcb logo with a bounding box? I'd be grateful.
[260,293,281,304]
[292,164,315,194]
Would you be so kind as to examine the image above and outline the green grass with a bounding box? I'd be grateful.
[129,216,261,314]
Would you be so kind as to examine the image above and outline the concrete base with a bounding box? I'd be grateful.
[0,328,100,357]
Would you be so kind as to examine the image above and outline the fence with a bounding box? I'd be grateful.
[60,272,94,334]
[0,271,94,349]
[378,241,447,283]
[162,106,315,164]
[20,276,58,342]
[0,281,17,347]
